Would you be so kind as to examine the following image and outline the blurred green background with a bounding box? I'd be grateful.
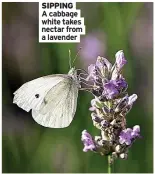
[2,2,153,173]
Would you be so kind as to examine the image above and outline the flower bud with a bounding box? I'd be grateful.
[120,94,138,115]
[120,105,132,115]
[128,94,138,106]
[91,113,102,123]
[89,97,103,111]
[115,145,121,153]
[111,67,119,80]
[119,153,128,159]
[115,96,128,113]
[101,120,109,127]
[133,125,140,132]
[86,64,96,81]
[115,50,127,70]
[96,56,112,77]
[131,125,140,138]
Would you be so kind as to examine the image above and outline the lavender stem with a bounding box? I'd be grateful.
[108,155,111,173]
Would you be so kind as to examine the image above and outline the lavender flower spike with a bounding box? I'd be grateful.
[81,50,140,162]
[115,50,127,70]
[81,130,96,152]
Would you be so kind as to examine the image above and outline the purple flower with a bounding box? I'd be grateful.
[112,78,128,90]
[115,50,127,70]
[131,125,140,138]
[103,78,128,99]
[116,79,127,89]
[119,128,133,145]
[103,81,119,99]
[119,125,140,145]
[81,130,96,152]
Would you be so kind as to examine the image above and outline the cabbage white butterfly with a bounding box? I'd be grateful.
[13,51,81,128]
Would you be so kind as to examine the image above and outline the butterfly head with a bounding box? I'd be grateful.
[68,67,81,88]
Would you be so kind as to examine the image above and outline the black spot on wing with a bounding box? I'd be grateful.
[35,94,39,98]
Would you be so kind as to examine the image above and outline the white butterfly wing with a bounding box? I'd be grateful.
[13,75,68,112]
[32,77,78,128]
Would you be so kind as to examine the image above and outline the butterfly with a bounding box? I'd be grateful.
[13,50,82,128]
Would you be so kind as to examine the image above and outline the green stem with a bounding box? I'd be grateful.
[108,155,111,173]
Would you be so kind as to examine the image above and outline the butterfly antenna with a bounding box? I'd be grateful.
[72,47,82,67]
[69,49,72,69]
